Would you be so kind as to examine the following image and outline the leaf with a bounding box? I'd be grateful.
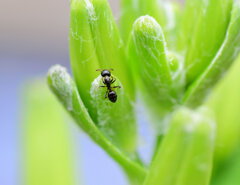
[184,0,240,108]
[23,81,76,185]
[47,65,146,184]
[143,107,215,185]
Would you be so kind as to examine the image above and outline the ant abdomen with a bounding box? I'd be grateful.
[108,91,117,103]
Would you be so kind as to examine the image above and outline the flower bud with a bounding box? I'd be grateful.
[144,107,216,185]
[129,15,177,111]
[184,0,240,107]
[90,75,137,153]
[185,0,233,84]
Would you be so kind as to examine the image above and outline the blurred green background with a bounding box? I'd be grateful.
[1,0,239,185]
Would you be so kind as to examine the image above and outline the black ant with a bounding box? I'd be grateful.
[96,69,121,103]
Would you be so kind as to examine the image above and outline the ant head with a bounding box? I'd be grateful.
[101,70,111,77]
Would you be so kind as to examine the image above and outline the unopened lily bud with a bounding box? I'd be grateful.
[144,107,216,185]
[185,0,233,85]
[184,0,240,107]
[90,75,137,153]
[47,65,146,181]
[129,15,176,110]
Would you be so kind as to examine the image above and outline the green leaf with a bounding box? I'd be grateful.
[184,0,240,108]
[143,107,215,185]
[185,0,233,85]
[23,81,76,185]
[47,65,146,184]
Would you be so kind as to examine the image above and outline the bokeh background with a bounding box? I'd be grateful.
[0,0,182,185]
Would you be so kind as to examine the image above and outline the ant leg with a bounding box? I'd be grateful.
[112,86,121,89]
[96,69,104,71]
[104,90,109,99]
[99,85,106,88]
[102,78,106,85]
[110,76,116,84]
[96,68,114,71]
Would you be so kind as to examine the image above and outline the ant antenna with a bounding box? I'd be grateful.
[96,68,114,72]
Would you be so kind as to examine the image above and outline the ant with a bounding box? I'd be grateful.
[96,69,121,103]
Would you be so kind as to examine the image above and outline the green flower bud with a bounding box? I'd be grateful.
[184,0,240,107]
[90,75,136,153]
[168,52,179,72]
[129,15,177,111]
[70,0,99,121]
[185,0,233,84]
[70,0,138,154]
[167,51,185,100]
[47,65,146,183]
[70,0,135,124]
[144,107,216,185]
[70,0,133,100]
